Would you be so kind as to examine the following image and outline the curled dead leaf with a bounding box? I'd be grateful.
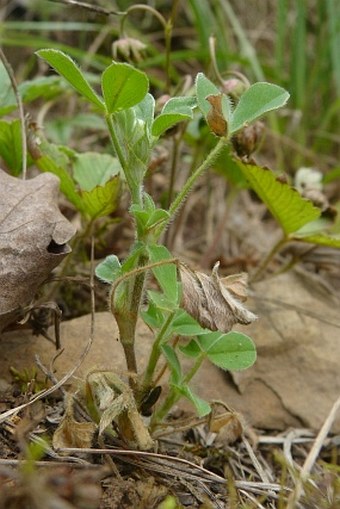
[180,262,257,333]
[0,169,75,333]
[53,396,96,451]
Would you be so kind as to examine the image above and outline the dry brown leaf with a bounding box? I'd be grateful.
[0,169,75,332]
[53,396,96,450]
[180,262,257,333]
[206,94,228,137]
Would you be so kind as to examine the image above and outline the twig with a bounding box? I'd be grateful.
[286,394,340,508]
[0,48,27,179]
[48,0,124,16]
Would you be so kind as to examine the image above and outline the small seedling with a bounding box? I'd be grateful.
[33,48,292,446]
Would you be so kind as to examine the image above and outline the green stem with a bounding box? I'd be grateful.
[150,353,206,429]
[142,312,175,391]
[157,137,227,239]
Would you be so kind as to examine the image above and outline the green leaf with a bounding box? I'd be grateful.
[292,232,340,248]
[73,152,121,191]
[20,76,66,103]
[235,159,321,234]
[29,139,84,212]
[148,290,177,312]
[36,49,104,109]
[79,176,121,219]
[230,82,290,134]
[152,113,192,137]
[171,310,207,336]
[162,96,197,115]
[134,93,155,131]
[174,384,211,417]
[141,302,165,329]
[95,255,122,283]
[195,72,232,121]
[147,245,178,304]
[0,119,23,175]
[198,331,256,371]
[179,339,201,358]
[101,62,148,113]
[161,344,182,385]
[0,61,16,115]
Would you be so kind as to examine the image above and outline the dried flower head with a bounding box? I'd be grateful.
[112,37,147,63]
[180,262,257,333]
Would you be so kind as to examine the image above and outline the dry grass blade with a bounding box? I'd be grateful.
[287,394,340,508]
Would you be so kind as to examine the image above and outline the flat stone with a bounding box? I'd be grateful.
[1,271,339,433]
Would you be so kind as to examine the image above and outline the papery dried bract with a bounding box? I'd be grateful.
[180,262,257,333]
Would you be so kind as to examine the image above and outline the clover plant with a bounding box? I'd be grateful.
[34,48,292,441]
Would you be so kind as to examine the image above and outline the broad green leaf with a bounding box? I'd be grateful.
[95,255,122,283]
[171,310,206,336]
[0,61,15,115]
[162,96,197,115]
[148,290,177,312]
[141,302,165,329]
[36,49,104,109]
[179,339,201,358]
[161,344,182,385]
[20,76,66,103]
[0,119,23,175]
[101,62,148,113]
[235,159,321,234]
[292,232,340,248]
[198,331,256,371]
[146,209,170,230]
[73,152,121,191]
[195,72,232,121]
[134,93,155,131]
[79,176,121,219]
[147,245,178,304]
[174,384,211,417]
[152,113,192,137]
[230,82,290,134]
[121,243,146,273]
[29,139,84,212]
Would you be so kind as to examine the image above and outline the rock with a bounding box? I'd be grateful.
[0,272,339,433]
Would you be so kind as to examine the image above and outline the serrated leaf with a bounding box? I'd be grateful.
[292,232,340,248]
[95,255,121,283]
[73,152,121,191]
[174,384,211,417]
[152,113,192,137]
[20,76,66,103]
[198,331,256,371]
[101,62,148,113]
[79,176,121,219]
[36,49,104,109]
[235,159,321,234]
[147,245,178,304]
[0,61,16,115]
[161,344,182,384]
[30,140,84,212]
[0,119,23,175]
[230,82,290,134]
